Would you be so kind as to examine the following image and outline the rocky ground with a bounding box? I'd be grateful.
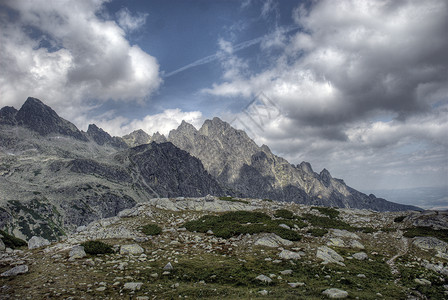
[1,196,447,299]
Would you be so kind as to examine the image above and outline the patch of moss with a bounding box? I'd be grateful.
[141,224,162,236]
[0,229,27,249]
[394,215,406,223]
[81,240,114,255]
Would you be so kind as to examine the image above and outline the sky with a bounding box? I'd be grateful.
[0,0,447,202]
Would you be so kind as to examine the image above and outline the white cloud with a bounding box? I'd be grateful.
[116,7,148,32]
[0,0,161,123]
[211,0,448,190]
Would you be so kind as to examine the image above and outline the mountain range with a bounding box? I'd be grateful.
[0,97,420,240]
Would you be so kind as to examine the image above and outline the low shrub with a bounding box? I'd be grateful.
[0,229,27,249]
[142,224,162,236]
[307,228,328,237]
[394,216,406,223]
[403,227,448,243]
[311,206,340,219]
[81,240,114,255]
[274,209,294,219]
[184,211,301,241]
[302,213,353,230]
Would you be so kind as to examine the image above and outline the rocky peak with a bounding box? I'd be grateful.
[87,124,127,148]
[0,106,18,125]
[150,132,167,143]
[299,161,314,174]
[122,129,151,147]
[319,168,332,187]
[14,97,87,141]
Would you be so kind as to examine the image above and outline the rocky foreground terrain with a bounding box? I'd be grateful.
[1,196,447,299]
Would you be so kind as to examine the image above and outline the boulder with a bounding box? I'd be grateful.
[353,252,368,260]
[123,282,143,291]
[1,265,29,277]
[349,240,365,249]
[331,229,360,239]
[327,238,345,247]
[255,274,273,283]
[317,246,345,266]
[120,244,144,255]
[69,245,86,259]
[28,236,50,249]
[415,278,431,286]
[118,207,139,218]
[279,249,303,260]
[288,282,305,288]
[322,288,348,298]
[163,262,174,270]
[254,233,294,248]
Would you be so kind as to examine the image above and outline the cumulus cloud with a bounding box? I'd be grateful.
[211,0,448,190]
[116,7,148,32]
[0,0,161,123]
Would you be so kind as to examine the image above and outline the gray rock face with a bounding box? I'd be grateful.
[406,210,448,230]
[322,288,348,298]
[28,236,50,249]
[87,124,127,148]
[1,265,29,277]
[14,97,87,141]
[0,106,18,125]
[122,129,151,147]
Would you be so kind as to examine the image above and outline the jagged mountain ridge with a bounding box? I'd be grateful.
[164,117,420,211]
[0,97,420,240]
[0,98,225,240]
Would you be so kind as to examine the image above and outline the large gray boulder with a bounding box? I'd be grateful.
[254,233,294,248]
[120,244,144,255]
[1,265,29,277]
[279,249,303,260]
[317,246,345,266]
[322,288,348,298]
[69,245,86,259]
[28,236,50,249]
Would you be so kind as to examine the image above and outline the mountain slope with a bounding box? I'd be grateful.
[167,117,420,212]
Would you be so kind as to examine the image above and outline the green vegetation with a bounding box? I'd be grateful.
[274,209,294,219]
[218,196,249,204]
[184,211,301,241]
[307,228,328,237]
[301,213,353,231]
[81,240,114,255]
[141,224,162,236]
[403,227,448,243]
[0,229,27,249]
[262,198,273,202]
[311,206,340,219]
[393,215,406,223]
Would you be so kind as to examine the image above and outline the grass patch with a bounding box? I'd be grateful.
[311,206,340,219]
[403,227,448,243]
[218,196,249,204]
[184,211,301,241]
[141,224,162,236]
[274,209,294,219]
[81,240,114,255]
[0,229,27,249]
